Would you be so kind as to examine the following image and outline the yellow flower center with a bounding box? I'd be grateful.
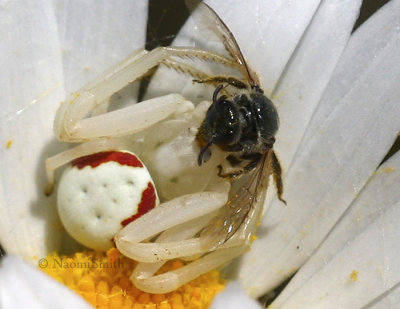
[40,248,225,308]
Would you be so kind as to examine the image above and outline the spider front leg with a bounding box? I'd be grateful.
[121,212,245,294]
[114,181,253,294]
[114,178,265,294]
[132,246,246,294]
[56,92,191,142]
[115,182,231,262]
[130,218,248,293]
[55,46,237,142]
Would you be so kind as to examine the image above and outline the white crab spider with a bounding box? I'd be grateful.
[45,44,265,293]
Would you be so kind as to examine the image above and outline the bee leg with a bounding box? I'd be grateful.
[217,153,261,178]
[217,165,243,178]
[161,59,211,81]
[271,151,287,204]
[193,76,248,89]
[197,140,213,166]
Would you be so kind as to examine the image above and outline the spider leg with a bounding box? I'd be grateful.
[126,178,265,294]
[58,93,192,142]
[131,246,246,294]
[117,227,244,263]
[55,47,238,143]
[115,182,231,261]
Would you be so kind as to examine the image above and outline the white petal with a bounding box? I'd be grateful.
[0,0,65,261]
[239,0,400,297]
[55,0,148,93]
[275,197,400,309]
[273,151,400,308]
[0,1,148,260]
[0,255,91,309]
[210,282,262,309]
[273,0,362,170]
[366,283,400,309]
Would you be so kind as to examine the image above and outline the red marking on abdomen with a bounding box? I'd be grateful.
[72,151,143,169]
[121,182,156,227]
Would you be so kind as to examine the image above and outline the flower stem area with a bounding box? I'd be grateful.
[40,248,225,309]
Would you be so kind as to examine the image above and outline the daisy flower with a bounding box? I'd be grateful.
[1,0,399,308]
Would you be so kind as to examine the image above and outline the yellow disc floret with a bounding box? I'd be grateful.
[41,248,225,309]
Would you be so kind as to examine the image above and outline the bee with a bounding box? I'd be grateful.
[192,2,286,249]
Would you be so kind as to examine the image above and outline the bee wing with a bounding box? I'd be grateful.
[199,151,273,251]
[187,1,261,86]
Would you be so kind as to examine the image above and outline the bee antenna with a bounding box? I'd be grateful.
[197,140,213,166]
[213,85,224,103]
[251,84,264,94]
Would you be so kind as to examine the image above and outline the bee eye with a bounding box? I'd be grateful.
[215,99,242,143]
[199,98,242,147]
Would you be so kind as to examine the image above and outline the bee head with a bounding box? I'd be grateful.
[197,85,242,165]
